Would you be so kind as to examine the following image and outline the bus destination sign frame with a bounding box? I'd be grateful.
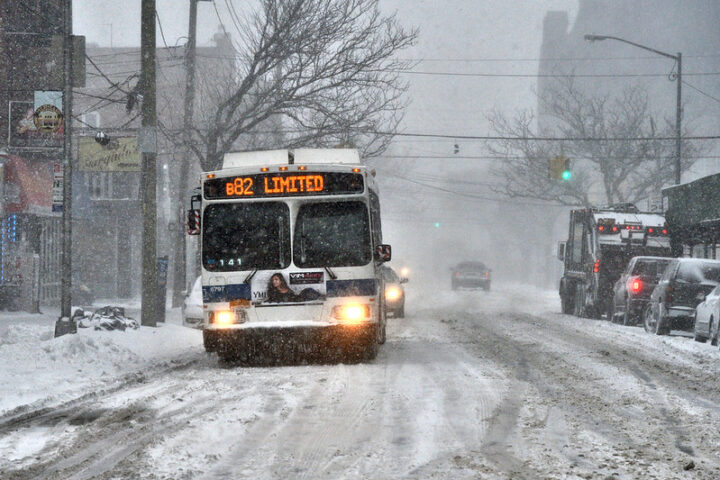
[204,171,364,199]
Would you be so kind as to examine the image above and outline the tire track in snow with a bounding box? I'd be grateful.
[439,303,720,478]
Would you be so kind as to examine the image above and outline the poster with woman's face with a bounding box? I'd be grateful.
[252,271,326,304]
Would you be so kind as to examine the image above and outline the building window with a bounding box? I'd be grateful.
[86,172,140,200]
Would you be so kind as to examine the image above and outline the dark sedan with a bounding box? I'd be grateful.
[644,257,720,335]
[609,256,671,326]
[380,265,407,318]
[451,261,491,291]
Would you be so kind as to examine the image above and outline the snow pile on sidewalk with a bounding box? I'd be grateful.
[75,306,140,331]
[0,309,203,417]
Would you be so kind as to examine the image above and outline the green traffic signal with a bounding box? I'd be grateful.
[434,222,440,228]
[562,170,571,181]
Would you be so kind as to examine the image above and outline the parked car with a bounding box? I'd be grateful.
[182,276,203,329]
[451,261,491,291]
[693,284,720,346]
[380,265,407,318]
[609,256,671,326]
[643,258,720,335]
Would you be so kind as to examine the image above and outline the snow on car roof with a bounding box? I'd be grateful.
[593,211,666,227]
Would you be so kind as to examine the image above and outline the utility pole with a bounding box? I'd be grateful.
[674,52,682,185]
[584,34,683,184]
[140,0,158,327]
[56,0,74,334]
[172,0,205,308]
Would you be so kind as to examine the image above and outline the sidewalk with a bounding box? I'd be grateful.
[0,302,203,417]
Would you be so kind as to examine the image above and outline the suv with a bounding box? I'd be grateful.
[643,258,720,335]
[451,261,491,291]
[610,256,671,326]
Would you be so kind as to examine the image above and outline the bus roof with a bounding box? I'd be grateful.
[222,148,360,169]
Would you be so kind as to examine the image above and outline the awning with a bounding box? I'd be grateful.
[0,154,54,216]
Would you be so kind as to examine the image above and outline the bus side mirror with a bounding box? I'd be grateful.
[187,209,200,235]
[375,244,391,262]
[557,241,565,261]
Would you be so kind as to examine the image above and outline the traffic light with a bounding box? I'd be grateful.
[549,155,571,181]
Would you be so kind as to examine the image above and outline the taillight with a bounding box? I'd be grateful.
[593,260,600,273]
[627,277,643,295]
[646,226,670,236]
[665,285,673,303]
[484,272,489,278]
[598,225,619,234]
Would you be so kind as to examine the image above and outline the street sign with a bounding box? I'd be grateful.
[52,163,63,212]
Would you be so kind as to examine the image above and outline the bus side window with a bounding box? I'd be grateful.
[369,191,382,247]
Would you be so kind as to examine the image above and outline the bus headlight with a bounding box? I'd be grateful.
[332,303,370,324]
[385,286,402,301]
[210,309,247,326]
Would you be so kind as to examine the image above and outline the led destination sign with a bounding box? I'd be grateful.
[204,172,364,199]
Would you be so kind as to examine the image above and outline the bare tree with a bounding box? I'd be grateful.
[180,0,417,172]
[486,77,702,208]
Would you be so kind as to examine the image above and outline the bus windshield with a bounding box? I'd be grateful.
[293,201,371,268]
[202,202,290,271]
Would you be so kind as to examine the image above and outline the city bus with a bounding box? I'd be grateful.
[188,148,391,364]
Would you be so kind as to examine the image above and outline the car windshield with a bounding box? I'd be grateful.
[632,259,671,278]
[202,202,291,271]
[456,262,487,271]
[381,267,399,282]
[293,201,371,268]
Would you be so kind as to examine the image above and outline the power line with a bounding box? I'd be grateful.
[381,172,563,207]
[682,80,720,105]
[370,131,720,141]
[398,53,720,63]
[155,10,170,49]
[394,70,720,79]
[381,154,720,161]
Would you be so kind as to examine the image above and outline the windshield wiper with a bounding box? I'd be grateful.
[324,266,337,280]
[243,268,259,284]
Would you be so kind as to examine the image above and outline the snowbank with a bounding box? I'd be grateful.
[0,307,203,417]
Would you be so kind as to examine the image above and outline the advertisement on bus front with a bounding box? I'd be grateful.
[252,271,326,304]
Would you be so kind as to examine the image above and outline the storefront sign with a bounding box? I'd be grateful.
[78,137,141,171]
[8,101,64,149]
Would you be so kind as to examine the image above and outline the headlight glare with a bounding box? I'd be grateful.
[385,287,401,301]
[332,303,370,324]
[211,309,249,326]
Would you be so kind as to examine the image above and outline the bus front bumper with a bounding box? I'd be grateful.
[206,322,377,352]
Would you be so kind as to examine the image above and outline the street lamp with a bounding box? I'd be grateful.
[584,34,682,185]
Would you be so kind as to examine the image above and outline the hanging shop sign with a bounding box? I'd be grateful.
[78,137,141,172]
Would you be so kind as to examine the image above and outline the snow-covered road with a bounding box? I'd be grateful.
[2,284,720,479]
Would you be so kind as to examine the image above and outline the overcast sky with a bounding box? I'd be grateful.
[74,0,578,136]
